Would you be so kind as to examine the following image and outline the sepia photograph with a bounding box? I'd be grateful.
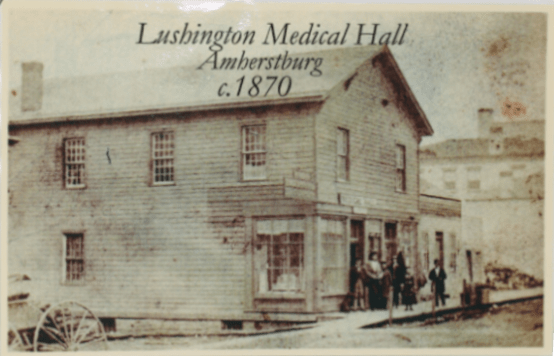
[2,2,551,354]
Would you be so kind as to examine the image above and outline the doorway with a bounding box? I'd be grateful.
[466,250,473,282]
[385,222,397,263]
[435,232,444,267]
[350,220,364,267]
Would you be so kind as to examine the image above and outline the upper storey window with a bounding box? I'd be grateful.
[395,144,406,192]
[64,233,85,283]
[337,128,349,181]
[152,132,175,185]
[64,138,86,189]
[242,125,267,180]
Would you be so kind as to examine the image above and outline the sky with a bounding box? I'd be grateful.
[6,5,548,145]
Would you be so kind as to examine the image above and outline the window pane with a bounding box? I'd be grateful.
[65,138,85,188]
[152,132,174,183]
[256,234,271,245]
[273,233,287,245]
[254,220,305,292]
[338,156,347,180]
[290,242,303,267]
[65,234,84,282]
[243,126,267,180]
[337,129,347,155]
[396,169,405,191]
[270,268,300,291]
[396,144,405,169]
[337,129,349,181]
[289,232,303,243]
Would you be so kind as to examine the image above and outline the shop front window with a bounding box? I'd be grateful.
[254,219,304,293]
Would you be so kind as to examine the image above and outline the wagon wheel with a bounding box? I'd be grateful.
[8,324,25,351]
[33,301,108,352]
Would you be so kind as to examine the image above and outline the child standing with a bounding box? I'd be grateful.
[349,259,365,311]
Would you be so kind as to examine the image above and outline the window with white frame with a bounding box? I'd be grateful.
[395,144,406,192]
[467,166,481,190]
[64,138,86,188]
[321,218,347,294]
[337,128,349,181]
[152,132,175,184]
[65,233,84,283]
[253,219,304,293]
[242,126,266,180]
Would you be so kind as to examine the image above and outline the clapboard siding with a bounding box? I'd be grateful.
[8,103,317,318]
[315,59,420,215]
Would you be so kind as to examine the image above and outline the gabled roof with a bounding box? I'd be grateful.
[9,45,432,136]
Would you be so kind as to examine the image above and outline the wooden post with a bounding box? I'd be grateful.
[388,288,393,326]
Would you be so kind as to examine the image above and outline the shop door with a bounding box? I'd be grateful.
[385,223,397,263]
[466,250,473,282]
[350,220,364,267]
[435,232,444,267]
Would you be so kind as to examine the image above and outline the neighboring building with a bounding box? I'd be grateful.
[420,109,544,280]
[417,194,478,300]
[8,45,434,327]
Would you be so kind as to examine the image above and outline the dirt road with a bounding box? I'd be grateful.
[106,299,543,350]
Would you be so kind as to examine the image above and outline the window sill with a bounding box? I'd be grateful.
[62,281,86,286]
[395,189,407,194]
[242,177,268,182]
[66,185,86,190]
[322,292,348,298]
[255,292,305,300]
[152,182,176,187]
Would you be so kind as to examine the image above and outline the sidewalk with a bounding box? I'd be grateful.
[320,286,543,330]
[318,297,458,332]
[192,287,543,349]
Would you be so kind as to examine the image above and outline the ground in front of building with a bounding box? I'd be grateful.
[105,299,542,350]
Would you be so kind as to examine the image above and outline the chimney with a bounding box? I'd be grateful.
[21,62,43,112]
[477,108,493,138]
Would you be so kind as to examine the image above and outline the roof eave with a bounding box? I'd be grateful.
[378,46,434,137]
[9,92,328,127]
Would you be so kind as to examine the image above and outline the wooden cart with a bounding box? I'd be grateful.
[8,275,108,352]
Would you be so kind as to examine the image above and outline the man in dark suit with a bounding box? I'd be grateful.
[429,259,447,307]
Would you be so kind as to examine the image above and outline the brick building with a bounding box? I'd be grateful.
[8,46,435,327]
[420,109,544,281]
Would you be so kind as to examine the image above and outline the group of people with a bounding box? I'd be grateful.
[347,252,447,312]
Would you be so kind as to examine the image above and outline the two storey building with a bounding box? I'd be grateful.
[8,46,433,330]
